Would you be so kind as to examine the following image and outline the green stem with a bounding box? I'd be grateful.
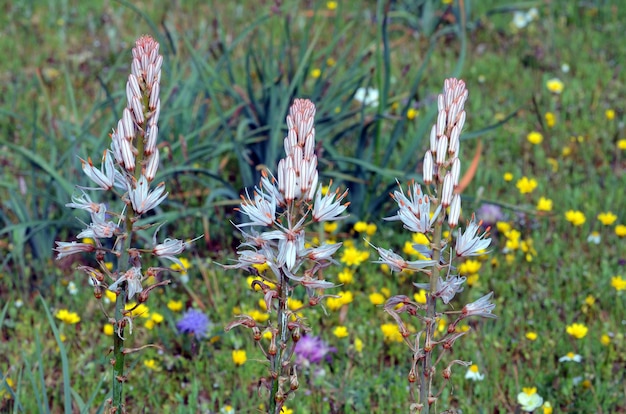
[269,275,289,414]
[419,183,444,414]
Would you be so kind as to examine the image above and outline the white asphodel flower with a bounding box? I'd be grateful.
[464,364,484,381]
[354,87,379,108]
[108,266,144,300]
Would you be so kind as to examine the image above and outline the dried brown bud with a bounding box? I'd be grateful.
[442,367,451,379]
[93,286,103,299]
[252,327,262,341]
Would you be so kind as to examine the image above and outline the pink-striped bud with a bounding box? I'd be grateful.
[448,194,461,227]
[423,150,434,185]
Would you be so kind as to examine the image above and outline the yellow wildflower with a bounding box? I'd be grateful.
[546,78,564,94]
[324,221,338,233]
[566,323,588,339]
[103,324,114,336]
[597,211,617,226]
[536,197,553,212]
[565,210,586,226]
[527,131,543,145]
[516,176,538,194]
[326,1,338,10]
[503,172,513,182]
[55,309,81,325]
[545,112,556,128]
[605,109,615,120]
[407,108,419,120]
[338,268,354,284]
[618,139,626,150]
[369,292,385,305]
[232,350,247,366]
[354,338,363,353]
[616,224,626,237]
[167,299,183,312]
[413,289,427,304]
[525,331,538,341]
[380,323,404,343]
[333,326,349,338]
[611,275,626,291]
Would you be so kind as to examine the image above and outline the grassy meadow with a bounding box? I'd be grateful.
[1,0,625,412]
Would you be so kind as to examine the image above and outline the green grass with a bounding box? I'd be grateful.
[1,0,625,412]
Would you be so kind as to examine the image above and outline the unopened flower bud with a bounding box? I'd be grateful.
[436,135,448,165]
[408,368,417,383]
[428,396,437,405]
[423,150,434,185]
[429,125,437,153]
[442,367,451,379]
[450,158,460,187]
[292,327,301,342]
[441,172,454,207]
[252,327,262,341]
[448,125,460,156]
[448,194,461,227]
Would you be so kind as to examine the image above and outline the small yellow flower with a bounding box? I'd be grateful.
[249,309,269,323]
[353,221,368,233]
[369,292,385,305]
[0,377,14,400]
[536,197,553,212]
[333,325,349,338]
[542,401,553,414]
[611,275,626,291]
[340,246,369,266]
[600,334,611,346]
[565,210,586,226]
[326,57,336,67]
[407,108,419,120]
[616,224,626,237]
[281,407,294,414]
[311,68,322,79]
[546,78,564,94]
[566,323,588,339]
[143,359,160,371]
[380,323,404,343]
[413,289,427,304]
[365,223,377,236]
[126,303,150,318]
[232,350,247,366]
[466,273,479,286]
[458,260,481,275]
[326,1,338,10]
[323,221,338,233]
[527,131,543,145]
[167,299,183,312]
[605,109,615,120]
[503,172,513,182]
[82,238,95,245]
[562,146,572,156]
[597,211,617,226]
[354,337,363,353]
[525,331,538,341]
[253,262,270,274]
[55,309,81,325]
[618,139,626,150]
[104,289,117,303]
[545,112,556,128]
[516,176,538,194]
[170,257,191,274]
[338,268,354,284]
[103,324,114,336]
[496,221,512,233]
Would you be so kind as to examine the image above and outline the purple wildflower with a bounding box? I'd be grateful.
[294,335,336,367]
[475,203,504,228]
[176,309,211,339]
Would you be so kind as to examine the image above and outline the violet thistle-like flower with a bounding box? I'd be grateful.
[177,309,211,339]
[294,335,337,366]
[224,98,348,414]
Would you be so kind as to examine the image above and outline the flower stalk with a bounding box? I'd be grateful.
[373,79,496,413]
[224,99,348,413]
[56,36,196,413]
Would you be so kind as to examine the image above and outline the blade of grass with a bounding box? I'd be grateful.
[39,295,72,414]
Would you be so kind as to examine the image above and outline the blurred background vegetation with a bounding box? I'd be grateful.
[0,0,624,412]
